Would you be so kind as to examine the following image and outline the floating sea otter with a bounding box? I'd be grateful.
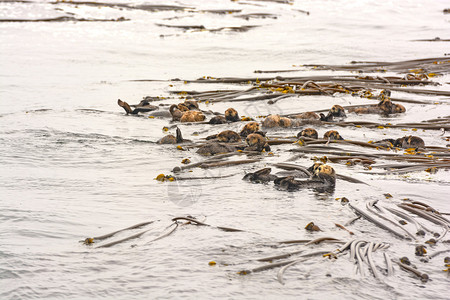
[307,162,323,174]
[118,99,158,114]
[274,164,336,191]
[329,105,347,118]
[262,114,293,128]
[170,104,205,122]
[206,130,241,143]
[293,111,320,120]
[158,127,185,144]
[297,128,318,139]
[316,105,348,122]
[242,167,278,183]
[243,163,336,191]
[348,98,405,115]
[243,166,310,184]
[240,121,260,137]
[323,130,344,140]
[374,135,425,149]
[196,142,236,155]
[245,132,270,152]
[209,108,241,124]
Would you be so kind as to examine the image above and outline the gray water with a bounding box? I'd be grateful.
[1,0,450,299]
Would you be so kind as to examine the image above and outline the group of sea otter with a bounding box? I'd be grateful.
[118,89,425,190]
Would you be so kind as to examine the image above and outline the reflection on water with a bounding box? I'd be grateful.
[1,0,450,299]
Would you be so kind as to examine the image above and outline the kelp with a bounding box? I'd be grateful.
[111,56,450,286]
[0,16,128,22]
[303,57,450,75]
[49,1,192,12]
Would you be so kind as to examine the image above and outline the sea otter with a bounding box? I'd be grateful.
[242,167,278,183]
[196,142,236,155]
[158,127,186,144]
[374,135,425,149]
[318,105,347,122]
[329,105,346,118]
[118,99,158,114]
[323,130,344,140]
[245,132,270,152]
[348,98,405,115]
[297,128,319,139]
[397,135,425,149]
[206,130,241,143]
[262,115,293,128]
[170,105,205,122]
[180,111,205,122]
[208,108,241,124]
[274,164,336,191]
[293,112,320,120]
[225,108,240,122]
[240,122,260,137]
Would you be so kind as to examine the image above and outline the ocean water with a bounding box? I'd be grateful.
[1,0,449,299]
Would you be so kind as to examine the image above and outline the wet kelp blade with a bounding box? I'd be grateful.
[303,57,450,74]
[84,220,156,243]
[277,257,309,285]
[172,216,244,232]
[349,204,410,240]
[96,229,152,249]
[96,222,179,248]
[240,251,330,275]
[393,260,429,282]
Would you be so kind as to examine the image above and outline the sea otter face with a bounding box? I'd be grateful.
[315,165,336,185]
[217,130,241,143]
[225,108,240,122]
[399,135,425,149]
[307,162,323,174]
[323,130,343,140]
[316,165,335,176]
[246,133,265,147]
[240,122,260,137]
[392,103,406,113]
[298,128,318,139]
[246,133,268,152]
[262,115,281,128]
[330,105,346,117]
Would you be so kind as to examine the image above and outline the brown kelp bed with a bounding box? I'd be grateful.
[86,56,450,286]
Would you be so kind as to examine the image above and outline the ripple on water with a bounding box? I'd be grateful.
[1,0,450,299]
